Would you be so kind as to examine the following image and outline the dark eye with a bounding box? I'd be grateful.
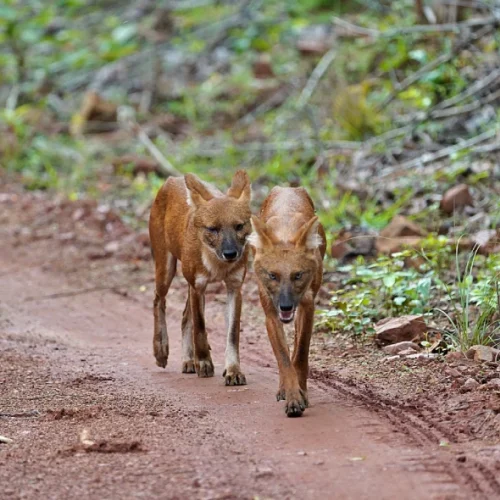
[293,272,303,281]
[268,272,278,281]
[235,223,244,231]
[206,227,219,234]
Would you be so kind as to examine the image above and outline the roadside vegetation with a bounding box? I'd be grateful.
[2,0,500,351]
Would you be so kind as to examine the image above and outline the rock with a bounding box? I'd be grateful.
[471,229,498,255]
[384,355,401,362]
[462,378,480,391]
[383,341,421,355]
[330,228,375,260]
[104,241,120,254]
[330,239,352,260]
[71,91,118,135]
[255,466,274,478]
[445,367,461,378]
[398,348,419,356]
[406,353,439,362]
[485,378,500,390]
[380,215,426,238]
[465,345,500,363]
[374,315,427,345]
[297,450,307,456]
[112,155,162,177]
[440,184,473,214]
[296,39,329,55]
[253,55,274,79]
[375,236,422,255]
[446,351,466,363]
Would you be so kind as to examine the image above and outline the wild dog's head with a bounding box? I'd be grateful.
[185,170,252,263]
[249,215,321,323]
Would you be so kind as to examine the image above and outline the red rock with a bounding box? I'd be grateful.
[252,56,274,79]
[445,351,466,363]
[465,345,500,363]
[398,348,419,356]
[330,240,351,260]
[471,229,498,255]
[112,155,161,177]
[383,341,421,355]
[374,315,427,345]
[296,39,329,56]
[375,236,422,255]
[462,377,480,391]
[380,215,426,238]
[440,184,473,214]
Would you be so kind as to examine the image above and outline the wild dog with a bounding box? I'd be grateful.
[149,170,252,385]
[250,187,326,416]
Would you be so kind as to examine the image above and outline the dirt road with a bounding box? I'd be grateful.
[1,193,499,499]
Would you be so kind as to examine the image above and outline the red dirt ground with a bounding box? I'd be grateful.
[1,183,500,499]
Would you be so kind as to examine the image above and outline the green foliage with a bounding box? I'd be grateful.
[320,249,442,336]
[437,247,500,350]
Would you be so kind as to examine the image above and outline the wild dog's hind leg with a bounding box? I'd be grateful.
[153,251,177,368]
[222,283,246,386]
[292,293,315,407]
[181,289,195,373]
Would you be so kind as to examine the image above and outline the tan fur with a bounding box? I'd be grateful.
[250,187,326,417]
[149,170,252,385]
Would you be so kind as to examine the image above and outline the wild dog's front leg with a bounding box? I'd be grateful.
[223,286,246,386]
[292,294,315,407]
[263,309,307,417]
[190,285,214,378]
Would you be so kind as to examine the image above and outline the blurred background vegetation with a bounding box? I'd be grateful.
[1,0,500,349]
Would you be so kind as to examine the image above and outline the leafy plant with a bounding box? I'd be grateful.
[436,245,500,351]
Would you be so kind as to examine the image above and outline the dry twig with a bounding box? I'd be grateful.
[118,106,181,177]
[332,14,499,38]
[380,23,496,107]
[379,127,499,180]
[296,48,337,110]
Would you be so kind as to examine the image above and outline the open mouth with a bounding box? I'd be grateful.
[279,310,295,323]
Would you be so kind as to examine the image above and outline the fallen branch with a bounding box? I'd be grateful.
[379,127,499,179]
[332,14,499,38]
[296,48,337,109]
[434,68,500,110]
[380,23,496,107]
[0,410,40,418]
[25,286,114,301]
[118,106,181,177]
[189,138,360,157]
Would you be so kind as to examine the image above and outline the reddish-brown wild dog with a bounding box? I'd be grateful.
[250,187,326,416]
[149,170,252,385]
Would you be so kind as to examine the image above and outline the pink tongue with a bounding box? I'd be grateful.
[280,310,294,321]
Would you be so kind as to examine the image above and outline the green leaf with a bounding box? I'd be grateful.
[383,274,396,288]
[112,24,136,44]
[393,296,406,306]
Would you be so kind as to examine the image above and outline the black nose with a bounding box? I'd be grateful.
[279,303,293,312]
[222,250,238,261]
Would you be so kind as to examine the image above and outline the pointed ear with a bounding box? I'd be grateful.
[185,174,214,207]
[227,169,251,203]
[248,215,275,250]
[293,216,322,251]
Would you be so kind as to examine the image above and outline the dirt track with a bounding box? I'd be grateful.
[1,191,500,499]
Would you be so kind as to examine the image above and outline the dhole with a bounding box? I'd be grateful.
[250,187,326,416]
[149,170,252,385]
